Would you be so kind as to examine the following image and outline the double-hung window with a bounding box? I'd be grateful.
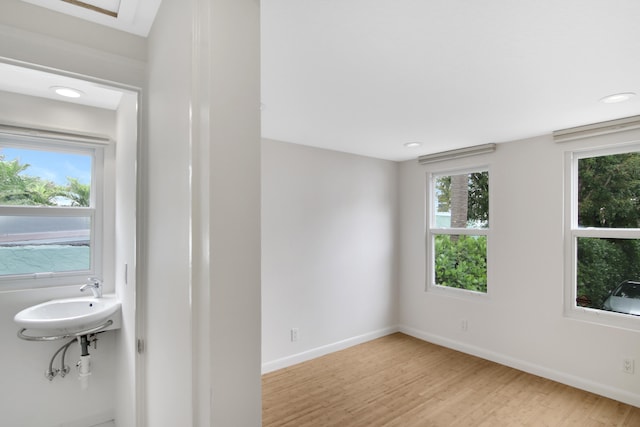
[428,169,489,294]
[566,144,640,326]
[0,135,103,288]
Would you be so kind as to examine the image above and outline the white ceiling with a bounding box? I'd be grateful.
[261,0,640,161]
[0,62,124,110]
[11,0,640,161]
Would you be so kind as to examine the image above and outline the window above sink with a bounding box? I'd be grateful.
[0,133,107,289]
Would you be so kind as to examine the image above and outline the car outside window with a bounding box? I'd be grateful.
[567,147,640,323]
[602,281,640,316]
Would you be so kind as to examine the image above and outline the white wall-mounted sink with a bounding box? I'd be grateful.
[14,295,121,334]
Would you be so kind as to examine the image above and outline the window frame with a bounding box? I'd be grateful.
[564,142,640,330]
[0,135,104,289]
[426,165,491,298]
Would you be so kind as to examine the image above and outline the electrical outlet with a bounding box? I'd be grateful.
[291,328,299,342]
[461,319,468,332]
[622,358,634,374]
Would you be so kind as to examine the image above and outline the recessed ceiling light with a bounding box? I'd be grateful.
[404,142,422,148]
[599,92,636,104]
[50,86,84,98]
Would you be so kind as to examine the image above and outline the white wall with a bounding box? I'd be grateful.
[146,0,262,425]
[145,0,193,424]
[0,91,117,140]
[398,131,640,407]
[0,91,119,427]
[208,1,262,425]
[262,139,399,372]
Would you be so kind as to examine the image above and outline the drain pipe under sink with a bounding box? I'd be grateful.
[77,335,91,390]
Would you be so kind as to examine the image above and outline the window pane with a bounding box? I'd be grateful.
[434,171,488,229]
[0,216,91,275]
[0,146,91,207]
[434,234,487,293]
[576,237,640,316]
[578,152,640,228]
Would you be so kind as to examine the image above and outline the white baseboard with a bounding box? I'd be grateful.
[53,411,114,427]
[398,324,640,408]
[262,326,399,374]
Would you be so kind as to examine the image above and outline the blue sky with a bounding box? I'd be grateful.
[1,147,91,186]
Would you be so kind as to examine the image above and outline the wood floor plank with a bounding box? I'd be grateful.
[262,333,640,426]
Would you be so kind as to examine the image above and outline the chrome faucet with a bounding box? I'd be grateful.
[80,277,103,298]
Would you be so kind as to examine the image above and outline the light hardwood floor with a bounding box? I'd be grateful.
[262,333,640,426]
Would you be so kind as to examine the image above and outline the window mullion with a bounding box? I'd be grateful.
[430,227,489,236]
[572,228,640,239]
[0,206,94,217]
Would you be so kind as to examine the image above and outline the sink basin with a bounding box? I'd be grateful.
[14,295,121,333]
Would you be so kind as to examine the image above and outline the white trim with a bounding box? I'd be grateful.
[0,206,93,216]
[57,410,115,427]
[427,281,490,300]
[261,326,399,374]
[132,91,146,427]
[399,325,640,408]
[572,228,640,239]
[20,0,160,37]
[564,150,577,324]
[428,227,489,236]
[190,0,212,424]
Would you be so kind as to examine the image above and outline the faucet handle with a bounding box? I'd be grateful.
[81,277,103,298]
